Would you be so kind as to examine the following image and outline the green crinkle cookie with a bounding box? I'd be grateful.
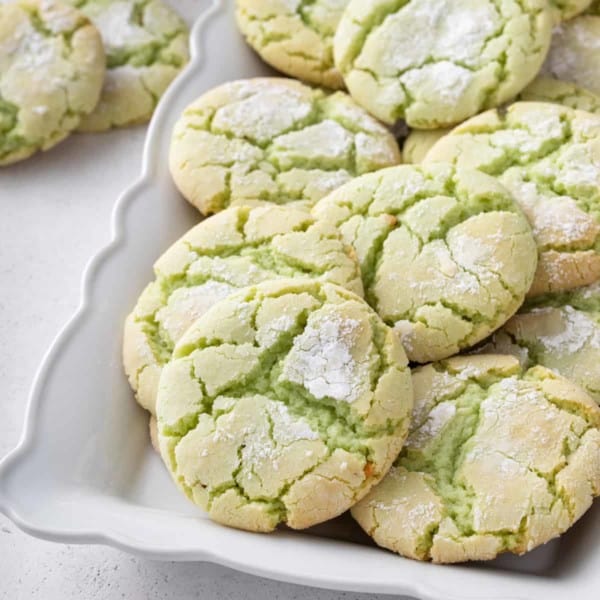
[0,0,105,165]
[518,77,600,114]
[404,79,600,165]
[551,0,593,20]
[586,0,600,14]
[312,163,538,363]
[235,0,348,89]
[425,102,600,297]
[403,129,452,164]
[156,279,413,533]
[169,78,401,215]
[123,204,364,414]
[333,0,553,129]
[352,355,600,563]
[542,15,600,99]
[476,282,600,403]
[62,0,189,131]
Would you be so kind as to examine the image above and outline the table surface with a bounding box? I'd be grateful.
[0,6,410,593]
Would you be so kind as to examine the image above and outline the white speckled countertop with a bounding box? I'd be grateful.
[0,4,410,596]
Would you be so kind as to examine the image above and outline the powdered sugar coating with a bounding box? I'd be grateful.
[282,313,367,403]
[155,279,413,533]
[169,78,401,215]
[236,0,349,88]
[519,76,600,114]
[61,0,189,131]
[123,205,364,414]
[0,0,105,164]
[334,0,553,128]
[542,16,600,97]
[425,102,600,296]
[476,282,600,403]
[313,163,538,363]
[352,355,600,563]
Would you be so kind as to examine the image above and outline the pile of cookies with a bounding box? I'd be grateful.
[0,0,189,165]
[123,0,600,565]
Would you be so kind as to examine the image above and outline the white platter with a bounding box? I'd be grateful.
[1,1,599,598]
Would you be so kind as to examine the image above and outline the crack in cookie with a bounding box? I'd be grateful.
[0,0,105,164]
[156,280,413,532]
[312,163,538,363]
[351,355,600,563]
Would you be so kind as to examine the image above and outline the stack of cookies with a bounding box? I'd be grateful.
[0,0,189,165]
[123,0,600,565]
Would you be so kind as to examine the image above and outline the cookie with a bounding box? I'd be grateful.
[476,282,600,403]
[352,355,600,563]
[425,102,600,297]
[587,0,600,14]
[149,416,159,452]
[404,79,600,164]
[123,204,364,414]
[0,0,105,165]
[235,0,347,89]
[404,79,600,165]
[518,77,600,114]
[551,0,594,20]
[62,0,189,132]
[333,0,553,128]
[542,16,600,98]
[169,78,401,215]
[312,163,538,363]
[403,129,451,164]
[156,279,413,533]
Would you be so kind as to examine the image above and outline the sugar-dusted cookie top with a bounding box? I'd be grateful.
[235,0,348,89]
[61,0,189,131]
[518,77,600,114]
[312,163,538,363]
[352,355,600,563]
[0,0,105,165]
[425,102,600,297]
[333,0,553,128]
[477,282,600,403]
[404,78,600,165]
[542,15,600,98]
[123,205,363,414]
[156,279,413,532]
[169,78,401,215]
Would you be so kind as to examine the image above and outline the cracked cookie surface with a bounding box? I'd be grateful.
[405,78,600,165]
[312,163,537,363]
[541,15,600,99]
[169,78,401,215]
[425,102,600,297]
[351,354,600,563]
[235,0,348,89]
[0,0,105,165]
[518,77,600,114]
[123,204,364,414]
[476,282,600,403]
[156,279,413,533]
[333,0,553,128]
[62,0,189,131]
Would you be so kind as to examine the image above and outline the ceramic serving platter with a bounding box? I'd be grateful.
[1,1,599,598]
